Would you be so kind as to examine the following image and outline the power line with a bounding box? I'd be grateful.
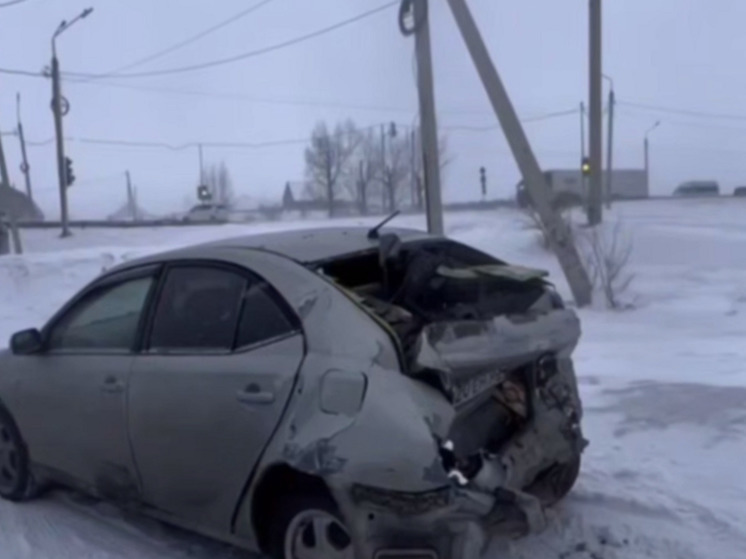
[63,1,400,80]
[443,107,580,131]
[63,77,420,114]
[0,0,31,7]
[0,67,46,78]
[95,0,275,77]
[618,100,746,122]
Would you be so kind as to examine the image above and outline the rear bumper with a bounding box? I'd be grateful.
[333,482,553,559]
[332,357,587,559]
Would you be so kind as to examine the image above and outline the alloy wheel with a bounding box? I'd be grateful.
[0,423,20,494]
[284,509,354,559]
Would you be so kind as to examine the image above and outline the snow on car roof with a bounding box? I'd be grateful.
[205,226,434,263]
[116,226,435,270]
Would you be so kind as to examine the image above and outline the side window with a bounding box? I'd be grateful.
[148,266,246,352]
[48,276,154,351]
[236,283,296,349]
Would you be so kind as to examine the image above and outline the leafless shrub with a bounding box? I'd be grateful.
[579,220,636,309]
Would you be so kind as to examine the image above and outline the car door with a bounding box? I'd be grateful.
[9,266,158,498]
[128,262,304,531]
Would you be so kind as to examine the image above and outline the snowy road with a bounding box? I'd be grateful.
[1,199,745,558]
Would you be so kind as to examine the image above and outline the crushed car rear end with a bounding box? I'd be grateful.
[310,233,587,558]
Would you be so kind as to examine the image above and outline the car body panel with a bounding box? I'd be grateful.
[128,334,304,531]
[3,353,138,497]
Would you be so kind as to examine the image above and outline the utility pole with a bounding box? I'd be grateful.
[380,124,387,212]
[0,113,22,254]
[52,8,93,238]
[587,0,603,225]
[16,94,33,203]
[644,121,660,195]
[402,0,444,235]
[51,49,71,237]
[580,101,587,205]
[125,170,135,221]
[198,143,204,185]
[410,128,417,209]
[444,0,592,306]
[604,77,615,209]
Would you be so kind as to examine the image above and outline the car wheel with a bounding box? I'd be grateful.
[526,456,581,506]
[0,406,33,502]
[268,493,355,559]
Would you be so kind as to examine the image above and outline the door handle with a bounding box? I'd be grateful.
[101,376,124,394]
[236,384,275,405]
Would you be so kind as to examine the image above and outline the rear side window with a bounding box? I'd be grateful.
[149,267,245,351]
[148,265,297,352]
[235,283,295,349]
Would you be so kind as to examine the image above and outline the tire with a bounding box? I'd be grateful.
[526,456,581,507]
[267,492,354,559]
[0,406,33,502]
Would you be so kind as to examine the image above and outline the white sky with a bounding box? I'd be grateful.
[2,0,746,218]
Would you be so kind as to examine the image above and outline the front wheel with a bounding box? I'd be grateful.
[0,407,33,502]
[268,493,355,559]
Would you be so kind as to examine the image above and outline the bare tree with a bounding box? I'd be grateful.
[350,128,382,215]
[304,120,361,217]
[204,161,235,207]
[578,220,635,309]
[381,134,414,212]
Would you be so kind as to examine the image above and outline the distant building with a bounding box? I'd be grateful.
[0,185,44,221]
[516,169,649,209]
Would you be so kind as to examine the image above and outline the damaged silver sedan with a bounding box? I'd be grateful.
[0,224,586,559]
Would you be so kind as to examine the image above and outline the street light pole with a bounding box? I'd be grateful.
[51,7,93,238]
[603,74,614,209]
[644,121,661,196]
[588,0,603,226]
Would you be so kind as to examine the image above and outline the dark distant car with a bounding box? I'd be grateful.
[733,186,746,197]
[0,225,586,559]
[673,181,720,197]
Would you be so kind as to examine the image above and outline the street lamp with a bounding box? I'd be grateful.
[51,7,93,238]
[644,121,661,195]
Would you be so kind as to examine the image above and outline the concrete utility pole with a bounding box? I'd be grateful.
[52,8,93,238]
[198,143,205,185]
[580,101,587,204]
[16,94,33,203]
[587,0,603,226]
[401,0,444,235]
[125,170,136,221]
[409,128,417,208]
[444,0,592,306]
[644,121,660,195]
[603,75,615,209]
[0,115,22,254]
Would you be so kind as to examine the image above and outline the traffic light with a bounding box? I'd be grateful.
[581,157,591,176]
[197,184,212,201]
[64,156,75,187]
[480,166,487,197]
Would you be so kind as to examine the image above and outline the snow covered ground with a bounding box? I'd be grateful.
[1,198,745,558]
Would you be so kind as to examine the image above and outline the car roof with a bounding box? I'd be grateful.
[116,226,437,270]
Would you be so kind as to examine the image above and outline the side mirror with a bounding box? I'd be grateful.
[10,329,43,355]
